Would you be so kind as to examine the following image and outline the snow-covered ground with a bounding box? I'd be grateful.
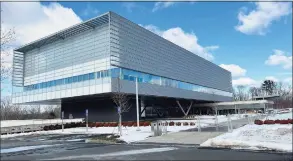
[200,124,292,152]
[0,119,83,128]
[264,112,292,120]
[201,112,293,152]
[0,113,262,143]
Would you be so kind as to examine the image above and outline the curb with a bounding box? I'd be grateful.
[132,142,200,147]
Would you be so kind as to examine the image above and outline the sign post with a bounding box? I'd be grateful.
[61,111,64,132]
[86,109,88,132]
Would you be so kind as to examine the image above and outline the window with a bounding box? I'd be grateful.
[89,73,95,80]
[97,71,101,78]
[111,68,120,78]
[68,77,73,83]
[123,75,129,80]
[78,75,83,82]
[129,76,135,82]
[73,76,78,83]
[65,78,69,84]
[83,74,89,81]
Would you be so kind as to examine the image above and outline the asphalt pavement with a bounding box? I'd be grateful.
[1,134,292,160]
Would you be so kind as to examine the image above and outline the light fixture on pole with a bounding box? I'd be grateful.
[136,77,140,131]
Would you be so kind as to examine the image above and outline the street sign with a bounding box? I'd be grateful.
[86,109,88,116]
[61,111,64,119]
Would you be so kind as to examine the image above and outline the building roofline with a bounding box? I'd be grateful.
[14,11,111,53]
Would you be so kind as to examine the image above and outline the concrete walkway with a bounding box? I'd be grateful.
[138,115,265,145]
[139,131,224,145]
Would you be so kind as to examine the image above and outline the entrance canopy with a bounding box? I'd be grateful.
[197,100,274,110]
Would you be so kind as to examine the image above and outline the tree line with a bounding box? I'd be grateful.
[233,80,292,109]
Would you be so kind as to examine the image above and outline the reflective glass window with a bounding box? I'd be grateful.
[111,68,120,78]
[68,77,73,83]
[89,73,95,80]
[129,76,135,81]
[78,75,83,82]
[83,74,89,81]
[123,75,129,80]
[73,76,78,83]
[97,71,101,78]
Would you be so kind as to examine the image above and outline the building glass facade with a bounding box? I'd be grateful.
[23,67,232,97]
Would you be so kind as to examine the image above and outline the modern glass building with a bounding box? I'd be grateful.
[12,12,233,121]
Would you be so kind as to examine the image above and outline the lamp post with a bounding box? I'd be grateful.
[136,77,140,131]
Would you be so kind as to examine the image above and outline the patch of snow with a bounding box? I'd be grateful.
[0,144,56,154]
[0,119,83,128]
[264,112,292,120]
[66,139,84,142]
[200,124,292,152]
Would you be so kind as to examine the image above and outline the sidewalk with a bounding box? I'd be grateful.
[138,131,224,145]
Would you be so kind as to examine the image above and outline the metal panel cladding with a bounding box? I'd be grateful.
[109,12,232,93]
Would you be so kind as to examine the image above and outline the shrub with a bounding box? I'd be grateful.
[133,122,138,127]
[183,122,189,126]
[104,122,110,127]
[169,122,175,126]
[127,122,133,127]
[70,122,76,128]
[122,122,127,127]
[139,122,145,126]
[144,122,151,126]
[275,119,281,124]
[43,126,49,131]
[190,122,195,126]
[280,120,289,124]
[88,122,95,128]
[264,120,275,125]
[176,122,181,126]
[254,120,264,125]
[113,122,118,127]
[49,125,55,130]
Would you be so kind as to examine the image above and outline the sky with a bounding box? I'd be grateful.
[1,1,292,96]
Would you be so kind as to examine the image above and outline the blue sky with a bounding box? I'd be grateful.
[1,1,292,96]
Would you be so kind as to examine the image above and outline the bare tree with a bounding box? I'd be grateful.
[274,82,292,109]
[233,85,249,101]
[111,78,131,136]
[249,87,261,99]
[1,9,15,83]
[1,96,23,120]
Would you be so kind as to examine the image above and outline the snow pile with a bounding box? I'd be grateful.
[200,124,292,152]
[1,119,83,128]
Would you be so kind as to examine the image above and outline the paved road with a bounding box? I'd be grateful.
[1,134,292,160]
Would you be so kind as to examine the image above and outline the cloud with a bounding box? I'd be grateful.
[235,2,291,35]
[152,2,176,12]
[81,3,99,17]
[265,49,292,69]
[122,2,137,13]
[219,64,247,77]
[232,77,260,87]
[143,25,218,61]
[265,76,279,82]
[284,77,292,84]
[1,2,82,69]
[2,2,82,45]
